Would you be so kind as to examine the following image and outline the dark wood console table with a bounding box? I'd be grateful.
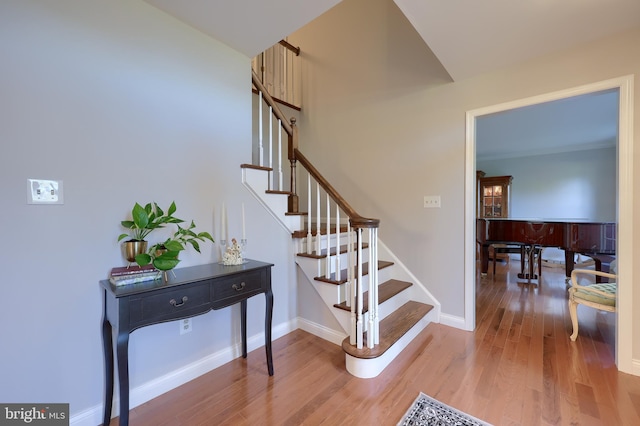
[99,260,274,426]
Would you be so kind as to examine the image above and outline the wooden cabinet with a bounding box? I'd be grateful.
[477,173,513,218]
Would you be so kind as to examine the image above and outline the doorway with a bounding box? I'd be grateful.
[463,75,634,373]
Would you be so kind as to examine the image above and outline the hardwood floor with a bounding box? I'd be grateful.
[113,260,640,425]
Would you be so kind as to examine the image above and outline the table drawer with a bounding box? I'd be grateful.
[129,282,211,326]
[213,270,265,307]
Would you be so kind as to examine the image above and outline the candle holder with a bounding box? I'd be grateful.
[240,238,247,262]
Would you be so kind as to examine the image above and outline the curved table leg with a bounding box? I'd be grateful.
[116,331,130,426]
[241,299,247,358]
[265,288,274,376]
[101,315,114,426]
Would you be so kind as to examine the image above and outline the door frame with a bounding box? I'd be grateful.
[463,75,635,373]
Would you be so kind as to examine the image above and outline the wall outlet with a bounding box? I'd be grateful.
[424,195,441,208]
[179,318,192,335]
[27,179,64,204]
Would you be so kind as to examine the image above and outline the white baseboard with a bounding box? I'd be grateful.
[295,316,346,346]
[631,357,640,376]
[438,312,466,330]
[71,320,297,426]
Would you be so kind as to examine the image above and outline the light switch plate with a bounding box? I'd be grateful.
[27,179,64,204]
[424,195,441,208]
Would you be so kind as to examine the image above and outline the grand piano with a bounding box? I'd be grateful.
[477,218,616,280]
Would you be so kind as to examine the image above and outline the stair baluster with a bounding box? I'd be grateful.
[258,91,263,167]
[335,206,341,282]
[306,174,313,254]
[325,193,331,279]
[268,105,273,189]
[316,181,321,276]
[277,124,283,190]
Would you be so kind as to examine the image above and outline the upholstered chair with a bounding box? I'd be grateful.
[568,268,617,341]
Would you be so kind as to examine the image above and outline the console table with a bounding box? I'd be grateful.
[99,260,274,426]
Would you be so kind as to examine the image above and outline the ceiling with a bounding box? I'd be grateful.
[393,0,640,81]
[145,0,342,59]
[476,89,619,162]
[145,0,640,81]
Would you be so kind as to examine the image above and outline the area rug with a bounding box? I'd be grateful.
[397,392,492,426]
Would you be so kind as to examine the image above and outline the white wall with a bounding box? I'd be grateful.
[0,0,296,421]
[478,147,617,221]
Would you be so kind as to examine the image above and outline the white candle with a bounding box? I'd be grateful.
[242,203,246,239]
[221,203,226,241]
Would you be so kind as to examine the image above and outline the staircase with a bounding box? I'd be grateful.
[245,69,440,378]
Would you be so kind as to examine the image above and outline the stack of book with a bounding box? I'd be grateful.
[109,264,160,286]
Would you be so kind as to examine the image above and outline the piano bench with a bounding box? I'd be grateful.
[491,244,524,275]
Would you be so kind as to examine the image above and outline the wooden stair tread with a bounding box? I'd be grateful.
[266,190,292,195]
[341,301,433,359]
[297,243,370,259]
[314,260,394,285]
[240,163,272,172]
[333,279,412,312]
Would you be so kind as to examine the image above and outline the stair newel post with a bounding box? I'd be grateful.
[287,117,299,213]
[346,220,353,309]
[355,226,364,349]
[367,227,375,349]
[348,220,355,343]
[371,227,379,345]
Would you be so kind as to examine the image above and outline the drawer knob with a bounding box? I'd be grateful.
[169,296,188,307]
[232,282,246,291]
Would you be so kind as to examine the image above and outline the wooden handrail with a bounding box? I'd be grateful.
[294,149,379,229]
[278,40,300,56]
[251,70,293,135]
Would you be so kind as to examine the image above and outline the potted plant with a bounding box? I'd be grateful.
[117,201,183,263]
[136,220,214,271]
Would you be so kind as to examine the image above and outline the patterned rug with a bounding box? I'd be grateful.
[397,392,492,426]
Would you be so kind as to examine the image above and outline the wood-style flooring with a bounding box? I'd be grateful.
[113,259,640,425]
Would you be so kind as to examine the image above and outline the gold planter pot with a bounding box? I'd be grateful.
[123,240,148,263]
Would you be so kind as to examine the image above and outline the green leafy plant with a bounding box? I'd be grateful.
[135,220,215,271]
[117,201,183,242]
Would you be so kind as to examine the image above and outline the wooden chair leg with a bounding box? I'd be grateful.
[569,298,579,341]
